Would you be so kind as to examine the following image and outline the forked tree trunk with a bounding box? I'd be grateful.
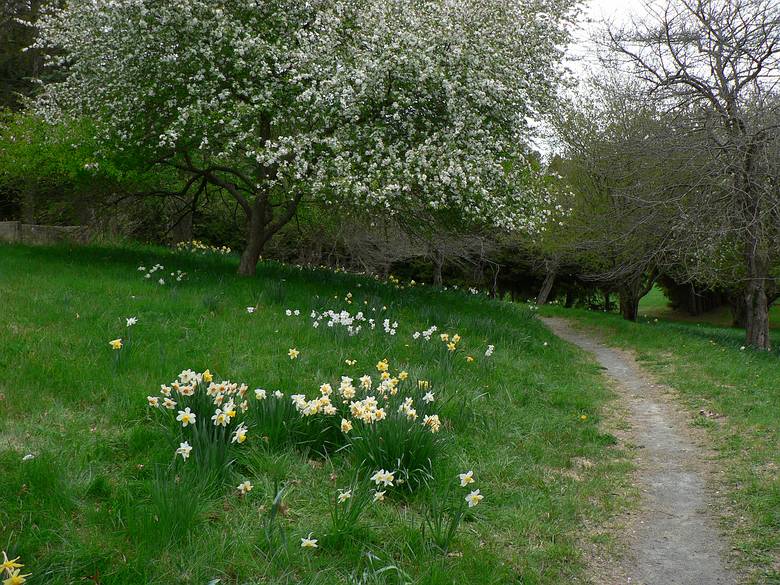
[619,290,640,322]
[536,268,556,305]
[744,257,771,349]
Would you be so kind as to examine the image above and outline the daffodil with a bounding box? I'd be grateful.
[237,480,253,495]
[176,407,196,427]
[340,418,353,433]
[370,469,394,487]
[126,317,138,327]
[109,338,123,350]
[466,355,474,363]
[147,396,160,407]
[376,359,389,372]
[423,392,435,403]
[452,334,461,343]
[162,397,177,410]
[458,470,475,487]
[175,441,192,460]
[1,553,23,573]
[337,489,352,503]
[255,388,267,400]
[211,409,229,427]
[447,342,457,352]
[202,369,213,382]
[398,370,408,380]
[373,490,386,502]
[3,569,31,585]
[465,489,483,507]
[300,535,318,549]
[440,333,449,342]
[232,424,248,443]
[288,348,300,359]
[423,414,441,433]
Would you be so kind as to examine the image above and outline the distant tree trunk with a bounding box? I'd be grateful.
[619,290,640,321]
[565,289,575,308]
[536,267,557,305]
[603,290,612,312]
[433,249,444,287]
[729,293,747,328]
[619,270,658,322]
[744,247,771,349]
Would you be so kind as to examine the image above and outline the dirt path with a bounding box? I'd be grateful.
[541,317,738,585]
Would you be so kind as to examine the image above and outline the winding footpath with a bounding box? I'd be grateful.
[542,317,738,585]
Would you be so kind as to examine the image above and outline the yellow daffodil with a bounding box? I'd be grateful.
[376,359,389,372]
[1,553,23,572]
[466,355,474,363]
[398,370,408,380]
[288,348,300,360]
[109,338,123,350]
[580,414,588,421]
[3,569,31,585]
[452,334,461,343]
[447,342,457,352]
[423,414,441,432]
[202,369,213,382]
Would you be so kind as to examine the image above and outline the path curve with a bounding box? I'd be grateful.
[541,317,738,585]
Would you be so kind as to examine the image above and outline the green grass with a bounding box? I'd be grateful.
[638,285,780,329]
[0,244,631,584]
[542,302,780,584]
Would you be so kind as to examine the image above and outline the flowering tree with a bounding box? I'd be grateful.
[33,0,576,275]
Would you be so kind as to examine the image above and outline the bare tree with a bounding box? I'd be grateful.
[607,0,780,346]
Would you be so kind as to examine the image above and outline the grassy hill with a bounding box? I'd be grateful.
[0,244,629,585]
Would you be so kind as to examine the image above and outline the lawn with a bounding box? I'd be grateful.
[0,244,630,585]
[542,302,780,584]
[638,285,780,329]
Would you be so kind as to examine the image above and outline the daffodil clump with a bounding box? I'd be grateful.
[278,359,444,489]
[1,552,29,585]
[308,308,398,336]
[174,239,231,255]
[137,263,186,285]
[147,369,252,471]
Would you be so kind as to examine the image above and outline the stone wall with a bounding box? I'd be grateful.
[0,221,88,245]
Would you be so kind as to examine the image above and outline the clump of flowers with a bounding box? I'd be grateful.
[280,359,444,489]
[147,369,253,471]
[174,239,231,255]
[309,309,397,336]
[1,552,30,584]
[137,263,186,285]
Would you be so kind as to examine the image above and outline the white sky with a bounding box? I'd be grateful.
[566,0,647,79]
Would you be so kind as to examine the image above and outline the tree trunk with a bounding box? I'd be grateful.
[619,290,640,322]
[433,249,444,287]
[238,209,266,277]
[536,269,556,305]
[565,289,575,308]
[744,257,770,349]
[604,291,612,312]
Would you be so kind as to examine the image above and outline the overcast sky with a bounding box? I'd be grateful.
[566,0,647,79]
